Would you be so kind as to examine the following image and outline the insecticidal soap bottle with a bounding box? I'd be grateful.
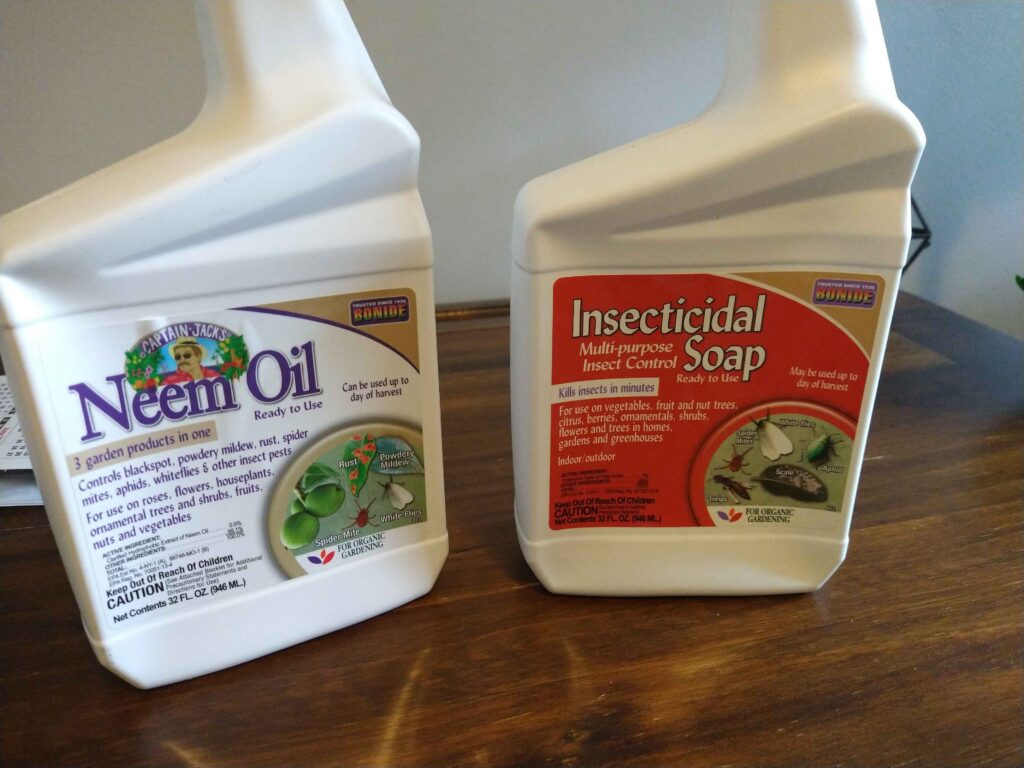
[0,0,447,687]
[510,0,924,595]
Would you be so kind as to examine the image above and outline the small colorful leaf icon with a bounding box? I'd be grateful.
[307,549,335,565]
[718,511,730,522]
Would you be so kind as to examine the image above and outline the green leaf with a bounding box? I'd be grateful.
[217,334,249,379]
[124,348,165,390]
[299,462,343,493]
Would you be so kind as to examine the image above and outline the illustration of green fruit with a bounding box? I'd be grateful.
[303,484,346,518]
[289,497,306,516]
[281,511,319,550]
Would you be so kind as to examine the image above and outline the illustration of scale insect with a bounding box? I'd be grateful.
[751,409,793,461]
[753,464,828,503]
[713,443,754,475]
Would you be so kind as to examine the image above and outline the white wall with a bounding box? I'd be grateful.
[1,1,1021,338]
[877,0,1023,340]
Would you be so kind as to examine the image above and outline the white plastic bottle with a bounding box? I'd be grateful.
[510,0,924,595]
[0,0,447,687]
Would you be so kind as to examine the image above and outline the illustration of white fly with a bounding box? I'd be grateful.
[752,410,793,461]
[380,480,414,510]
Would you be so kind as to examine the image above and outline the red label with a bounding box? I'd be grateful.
[549,273,880,530]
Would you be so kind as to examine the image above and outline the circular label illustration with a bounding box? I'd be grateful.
[689,401,855,529]
[267,422,427,578]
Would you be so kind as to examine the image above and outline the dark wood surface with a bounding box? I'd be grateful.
[1,292,1021,767]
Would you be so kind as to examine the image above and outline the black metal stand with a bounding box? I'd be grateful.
[904,196,931,272]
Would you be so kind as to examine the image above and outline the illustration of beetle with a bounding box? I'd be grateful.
[751,409,793,461]
[714,443,754,475]
[712,474,754,502]
[803,431,843,466]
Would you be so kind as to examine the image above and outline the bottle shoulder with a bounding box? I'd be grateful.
[1,99,419,265]
[513,97,924,273]
[0,99,429,328]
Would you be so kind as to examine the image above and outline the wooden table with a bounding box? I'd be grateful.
[2,293,1021,767]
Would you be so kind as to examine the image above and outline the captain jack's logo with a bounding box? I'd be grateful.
[124,324,250,391]
[69,323,322,442]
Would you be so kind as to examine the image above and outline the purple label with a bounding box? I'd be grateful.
[350,296,410,326]
[812,278,878,309]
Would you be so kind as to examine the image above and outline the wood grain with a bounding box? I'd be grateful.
[1,293,1021,767]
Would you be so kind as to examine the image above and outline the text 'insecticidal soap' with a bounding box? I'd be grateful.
[510,0,924,595]
[0,0,447,687]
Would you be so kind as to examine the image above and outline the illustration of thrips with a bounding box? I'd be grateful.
[712,474,754,503]
[751,410,793,461]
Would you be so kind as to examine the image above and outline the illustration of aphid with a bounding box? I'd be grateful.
[714,444,754,475]
[712,474,754,503]
[751,409,793,461]
[803,431,843,466]
[380,480,414,510]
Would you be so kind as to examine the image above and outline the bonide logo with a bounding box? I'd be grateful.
[717,509,743,523]
[350,296,410,326]
[813,278,878,308]
[68,323,321,442]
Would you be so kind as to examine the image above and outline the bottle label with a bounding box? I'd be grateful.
[549,272,885,530]
[41,289,433,629]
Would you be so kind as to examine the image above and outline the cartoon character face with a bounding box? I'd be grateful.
[171,338,206,381]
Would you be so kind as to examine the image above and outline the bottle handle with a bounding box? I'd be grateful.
[193,0,388,115]
[719,0,896,106]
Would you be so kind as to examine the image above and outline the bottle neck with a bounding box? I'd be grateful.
[193,0,387,114]
[719,0,896,106]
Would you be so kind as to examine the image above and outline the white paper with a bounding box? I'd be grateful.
[0,376,42,507]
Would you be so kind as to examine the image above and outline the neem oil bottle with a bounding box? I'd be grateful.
[510,0,924,595]
[0,0,447,686]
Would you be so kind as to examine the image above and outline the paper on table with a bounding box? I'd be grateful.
[0,376,32,470]
[0,376,42,507]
